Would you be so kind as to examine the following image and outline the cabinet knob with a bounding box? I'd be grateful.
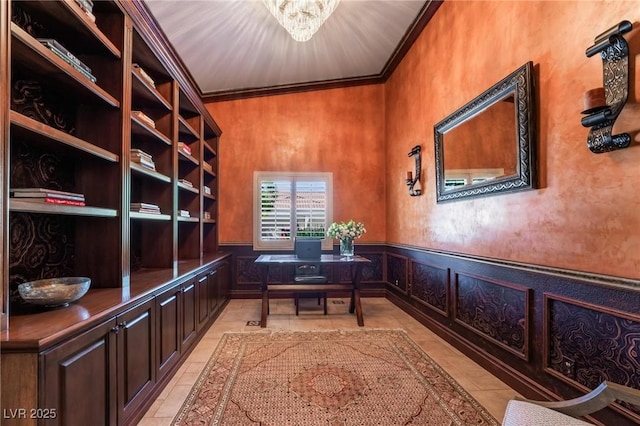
[118,321,127,329]
[111,326,119,334]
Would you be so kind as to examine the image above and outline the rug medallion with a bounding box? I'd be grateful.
[173,329,499,425]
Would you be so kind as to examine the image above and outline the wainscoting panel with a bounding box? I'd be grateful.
[453,272,530,360]
[385,253,408,294]
[236,256,263,287]
[544,294,640,421]
[409,259,448,317]
[360,253,384,283]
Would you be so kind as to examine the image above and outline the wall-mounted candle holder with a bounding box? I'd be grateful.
[406,145,422,196]
[581,20,633,153]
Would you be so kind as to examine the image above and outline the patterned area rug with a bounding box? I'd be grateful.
[173,329,499,426]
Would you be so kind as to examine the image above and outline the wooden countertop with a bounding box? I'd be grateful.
[1,253,230,352]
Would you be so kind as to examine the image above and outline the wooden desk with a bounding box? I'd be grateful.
[255,254,371,328]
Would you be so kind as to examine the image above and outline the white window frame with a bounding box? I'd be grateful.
[253,171,333,251]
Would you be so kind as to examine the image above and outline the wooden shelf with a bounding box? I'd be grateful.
[178,181,199,194]
[130,211,171,221]
[178,149,199,166]
[11,23,120,108]
[203,193,216,201]
[130,162,171,183]
[131,70,172,111]
[177,216,199,223]
[178,115,199,139]
[202,219,216,224]
[10,199,118,217]
[10,111,119,162]
[25,0,121,58]
[131,114,172,145]
[203,140,217,156]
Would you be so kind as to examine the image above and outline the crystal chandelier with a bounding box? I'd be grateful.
[263,0,340,42]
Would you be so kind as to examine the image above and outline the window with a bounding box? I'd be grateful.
[254,172,333,250]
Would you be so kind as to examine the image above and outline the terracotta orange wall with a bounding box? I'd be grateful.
[386,0,640,279]
[206,85,386,244]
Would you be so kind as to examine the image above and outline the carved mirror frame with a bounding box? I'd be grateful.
[434,61,537,203]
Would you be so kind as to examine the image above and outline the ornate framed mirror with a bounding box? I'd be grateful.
[434,62,537,203]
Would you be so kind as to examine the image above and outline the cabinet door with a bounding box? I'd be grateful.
[156,285,180,380]
[196,271,209,330]
[117,299,156,423]
[41,318,118,426]
[208,268,219,315]
[181,279,197,351]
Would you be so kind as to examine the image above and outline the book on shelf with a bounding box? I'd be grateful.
[37,38,92,74]
[203,211,211,220]
[132,110,156,128]
[131,202,160,210]
[131,156,156,171]
[132,63,156,88]
[50,46,97,83]
[9,188,84,201]
[178,209,191,217]
[177,142,192,156]
[74,0,93,13]
[203,185,212,195]
[131,202,161,214]
[178,178,193,188]
[16,197,86,207]
[130,148,153,159]
[202,162,213,173]
[131,149,154,165]
[132,208,162,215]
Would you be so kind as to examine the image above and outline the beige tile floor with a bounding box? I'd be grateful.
[139,297,521,425]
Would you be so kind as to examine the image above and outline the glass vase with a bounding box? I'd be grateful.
[339,238,354,257]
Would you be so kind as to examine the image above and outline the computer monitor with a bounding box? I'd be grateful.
[294,237,322,259]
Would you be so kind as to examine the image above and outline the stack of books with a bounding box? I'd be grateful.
[130,202,161,214]
[178,142,192,156]
[178,178,193,188]
[74,0,96,22]
[131,149,156,171]
[11,188,86,206]
[178,209,191,218]
[202,162,213,173]
[203,185,212,195]
[132,63,156,88]
[132,110,155,128]
[37,38,96,83]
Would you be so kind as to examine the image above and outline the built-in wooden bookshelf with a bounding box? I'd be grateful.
[1,1,227,424]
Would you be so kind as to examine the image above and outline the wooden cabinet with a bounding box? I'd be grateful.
[156,285,180,380]
[40,298,155,426]
[41,317,118,426]
[180,277,198,351]
[196,271,210,330]
[117,299,156,422]
[1,1,229,425]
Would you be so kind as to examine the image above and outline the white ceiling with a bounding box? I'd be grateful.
[145,0,431,99]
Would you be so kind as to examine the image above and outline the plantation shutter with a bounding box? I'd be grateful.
[295,180,327,238]
[259,180,292,241]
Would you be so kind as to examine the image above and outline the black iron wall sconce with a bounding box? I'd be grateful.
[581,20,633,153]
[405,145,422,196]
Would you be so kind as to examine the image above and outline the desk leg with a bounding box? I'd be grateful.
[260,265,269,328]
[352,264,364,326]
